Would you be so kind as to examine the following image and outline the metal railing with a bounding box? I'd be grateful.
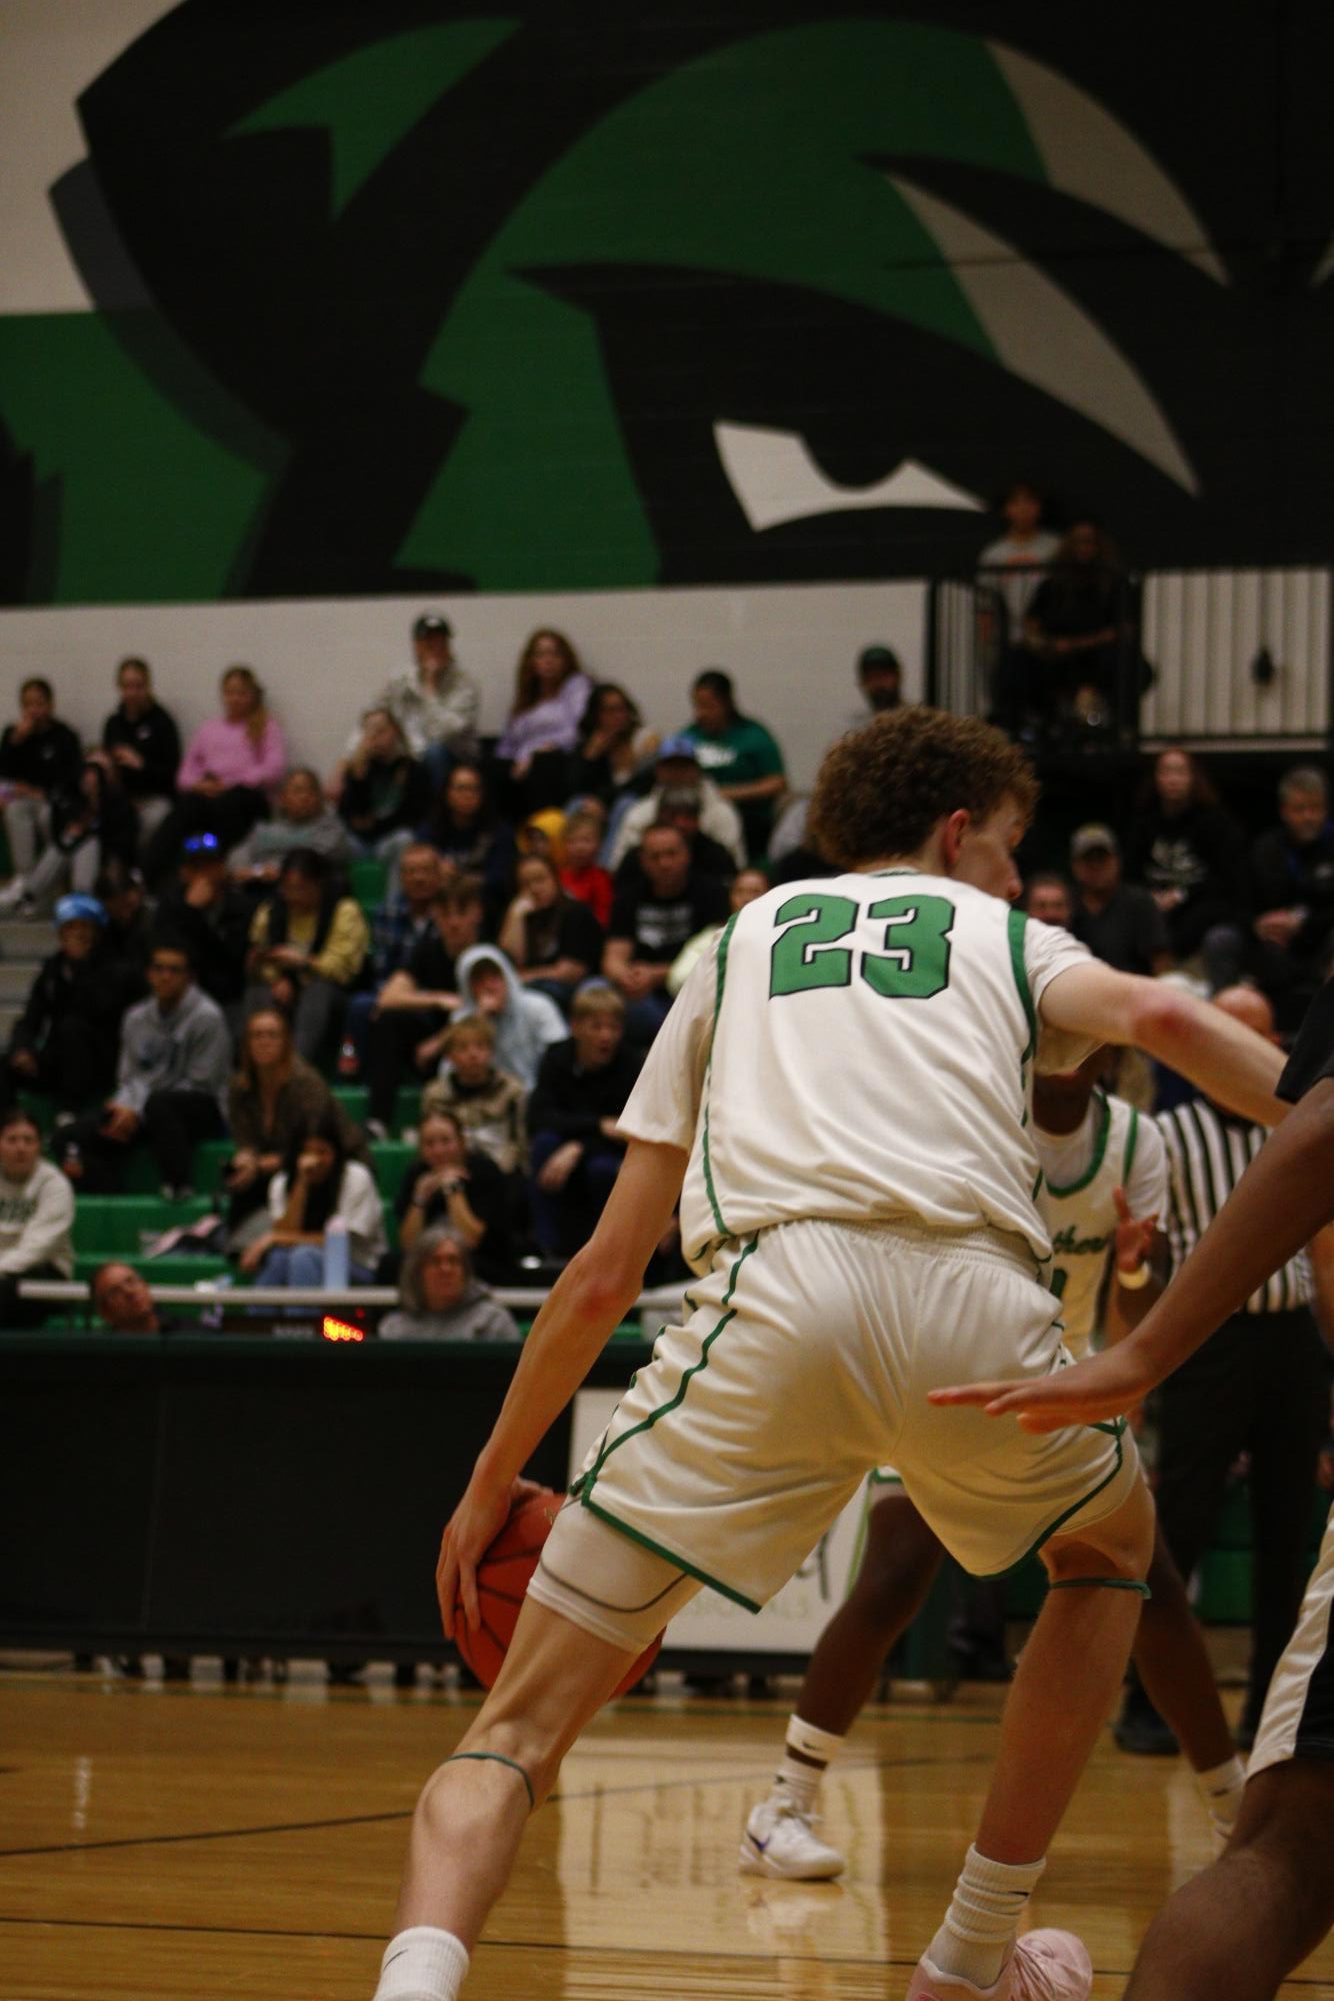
[927,563,1334,753]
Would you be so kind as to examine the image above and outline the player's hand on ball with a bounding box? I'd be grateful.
[929,1344,1153,1433]
[436,1473,526,1639]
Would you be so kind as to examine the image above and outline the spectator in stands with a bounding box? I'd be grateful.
[0,678,84,891]
[342,612,478,793]
[494,629,592,813]
[559,808,614,927]
[56,936,230,1198]
[452,943,566,1090]
[684,668,786,860]
[1125,747,1246,971]
[94,859,152,977]
[620,786,735,885]
[344,843,445,1073]
[0,895,133,1116]
[1244,766,1334,1028]
[848,644,905,727]
[379,1229,519,1343]
[100,657,180,845]
[608,736,745,871]
[90,1260,161,1334]
[336,707,430,871]
[1019,519,1129,728]
[393,1108,511,1283]
[155,833,253,1013]
[241,1112,385,1286]
[0,754,139,917]
[527,988,643,1259]
[569,682,659,814]
[228,767,350,885]
[0,1107,74,1327]
[418,762,516,920]
[498,852,604,1012]
[363,877,484,1138]
[1068,824,1173,976]
[603,822,729,1042]
[245,849,369,1063]
[422,1017,527,1179]
[145,666,287,881]
[1022,871,1074,929]
[977,479,1060,639]
[666,865,769,995]
[224,1007,357,1253]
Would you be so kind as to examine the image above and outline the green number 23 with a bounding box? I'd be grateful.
[769,891,954,1000]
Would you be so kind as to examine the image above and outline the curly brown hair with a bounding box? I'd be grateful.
[808,708,1039,867]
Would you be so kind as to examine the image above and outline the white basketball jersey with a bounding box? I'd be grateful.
[1036,1091,1167,1357]
[619,869,1090,1269]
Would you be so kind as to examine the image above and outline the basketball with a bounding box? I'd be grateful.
[443,1485,662,1695]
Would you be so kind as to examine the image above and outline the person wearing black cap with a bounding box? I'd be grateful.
[335,613,479,798]
[1069,823,1173,979]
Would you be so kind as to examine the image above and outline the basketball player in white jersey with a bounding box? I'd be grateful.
[370,709,1285,2001]
[740,1048,1246,1883]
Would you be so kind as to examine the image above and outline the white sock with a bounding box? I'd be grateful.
[372,1927,469,2001]
[772,1714,845,1812]
[928,1846,1046,1992]
[1195,1754,1247,1837]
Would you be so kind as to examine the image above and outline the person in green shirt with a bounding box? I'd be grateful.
[683,669,787,860]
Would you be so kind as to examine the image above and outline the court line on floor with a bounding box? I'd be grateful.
[2,1914,1329,1992]
[0,1751,994,1861]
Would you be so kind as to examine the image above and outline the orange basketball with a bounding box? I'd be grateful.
[444,1485,661,1695]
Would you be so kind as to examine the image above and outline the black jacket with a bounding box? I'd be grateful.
[0,719,83,798]
[102,702,181,798]
[156,880,254,1004]
[528,1038,644,1142]
[9,942,138,1056]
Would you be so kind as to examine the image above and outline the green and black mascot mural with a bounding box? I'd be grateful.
[3,3,1331,605]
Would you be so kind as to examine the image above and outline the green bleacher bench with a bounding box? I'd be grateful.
[348,857,388,911]
[72,1194,214,1255]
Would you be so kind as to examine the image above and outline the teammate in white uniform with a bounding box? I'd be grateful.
[368,709,1284,2001]
[741,1053,1245,1882]
[938,980,1334,2001]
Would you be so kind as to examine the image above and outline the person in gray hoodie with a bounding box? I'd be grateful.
[55,935,231,1197]
[451,943,566,1091]
[378,1228,519,1342]
[227,767,351,885]
[0,1106,74,1326]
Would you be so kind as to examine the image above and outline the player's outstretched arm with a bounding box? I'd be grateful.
[1039,959,1286,1126]
[933,1075,1334,1432]
[439,1137,687,1635]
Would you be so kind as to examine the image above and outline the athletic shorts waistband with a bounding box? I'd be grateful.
[757,1215,1039,1279]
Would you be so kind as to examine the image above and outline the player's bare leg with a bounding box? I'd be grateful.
[797,1495,945,1734]
[909,1473,1154,1999]
[742,1494,943,1877]
[1124,1762,1334,2001]
[373,1598,638,1999]
[1129,1516,1245,1837]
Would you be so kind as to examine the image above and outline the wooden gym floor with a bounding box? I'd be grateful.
[2,1663,1332,2001]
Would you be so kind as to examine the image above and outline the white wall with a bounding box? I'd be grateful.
[0,580,927,792]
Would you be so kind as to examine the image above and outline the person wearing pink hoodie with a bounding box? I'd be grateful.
[144,665,287,882]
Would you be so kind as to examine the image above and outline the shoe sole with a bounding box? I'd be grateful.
[737,1837,844,1881]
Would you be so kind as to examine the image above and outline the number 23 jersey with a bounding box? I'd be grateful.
[619,869,1091,1269]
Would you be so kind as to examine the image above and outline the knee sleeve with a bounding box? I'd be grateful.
[528,1500,700,1650]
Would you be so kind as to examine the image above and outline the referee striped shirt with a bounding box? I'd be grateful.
[1157,1099,1311,1314]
